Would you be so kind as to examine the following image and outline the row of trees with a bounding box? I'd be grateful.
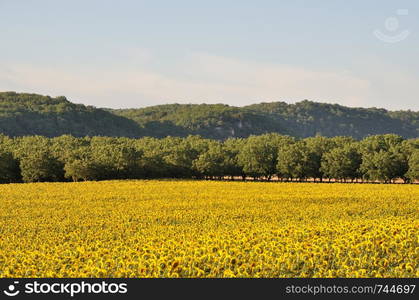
[0,133,418,184]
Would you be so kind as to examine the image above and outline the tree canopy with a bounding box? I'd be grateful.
[0,133,417,184]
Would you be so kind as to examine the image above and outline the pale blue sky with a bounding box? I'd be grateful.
[0,0,418,110]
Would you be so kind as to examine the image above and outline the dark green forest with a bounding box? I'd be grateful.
[0,133,418,184]
[1,92,418,139]
[0,92,141,138]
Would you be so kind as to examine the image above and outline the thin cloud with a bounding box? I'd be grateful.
[0,53,417,110]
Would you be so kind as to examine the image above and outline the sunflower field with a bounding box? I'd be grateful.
[0,180,417,278]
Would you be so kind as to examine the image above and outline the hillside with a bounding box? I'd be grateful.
[109,104,290,139]
[0,92,417,139]
[0,92,141,138]
[112,100,418,139]
[245,101,419,139]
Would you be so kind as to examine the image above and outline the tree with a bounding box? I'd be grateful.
[303,136,337,181]
[0,150,21,183]
[389,146,409,182]
[360,134,404,153]
[277,143,309,181]
[321,145,362,182]
[193,142,226,179]
[51,135,91,164]
[360,151,402,183]
[161,137,204,178]
[63,145,99,181]
[223,138,246,180]
[329,136,357,148]
[64,159,99,182]
[134,137,170,178]
[238,134,287,180]
[89,139,144,180]
[0,132,417,184]
[12,136,64,183]
[359,134,408,183]
[19,150,64,183]
[406,150,419,182]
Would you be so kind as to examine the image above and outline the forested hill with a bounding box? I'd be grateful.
[0,91,418,139]
[0,92,141,138]
[112,101,419,139]
[245,101,419,139]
